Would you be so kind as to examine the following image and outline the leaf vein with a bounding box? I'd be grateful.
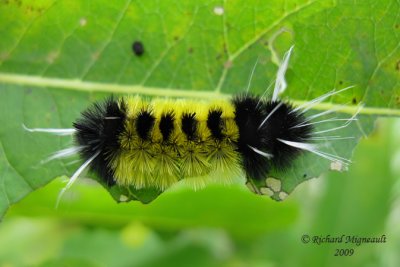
[80,0,132,80]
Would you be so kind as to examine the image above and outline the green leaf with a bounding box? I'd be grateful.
[0,0,399,218]
[6,179,298,237]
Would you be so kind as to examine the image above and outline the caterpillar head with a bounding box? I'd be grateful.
[73,97,126,185]
[233,94,313,184]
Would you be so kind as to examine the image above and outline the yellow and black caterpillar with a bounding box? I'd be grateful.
[25,47,359,201]
[74,95,312,192]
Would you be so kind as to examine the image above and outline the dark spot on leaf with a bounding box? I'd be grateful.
[188,47,194,54]
[174,36,179,41]
[303,174,307,178]
[264,41,269,46]
[352,97,357,104]
[395,24,399,29]
[396,60,400,71]
[132,41,144,56]
[338,80,343,85]
[223,43,228,54]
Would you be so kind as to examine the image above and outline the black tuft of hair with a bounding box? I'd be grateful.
[159,111,175,141]
[73,96,126,186]
[136,109,155,140]
[181,112,198,141]
[207,108,224,140]
[232,95,271,180]
[232,94,313,181]
[261,100,313,169]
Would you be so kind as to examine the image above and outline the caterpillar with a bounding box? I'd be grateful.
[24,47,360,203]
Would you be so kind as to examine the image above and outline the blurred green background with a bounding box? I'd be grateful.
[1,117,399,267]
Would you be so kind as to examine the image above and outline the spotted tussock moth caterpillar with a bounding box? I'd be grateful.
[24,47,361,204]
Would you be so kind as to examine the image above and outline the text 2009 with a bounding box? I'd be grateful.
[334,249,354,256]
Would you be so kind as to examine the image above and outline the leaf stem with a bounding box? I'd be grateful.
[0,72,399,116]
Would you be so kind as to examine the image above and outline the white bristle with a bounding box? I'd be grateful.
[41,146,84,164]
[23,124,76,136]
[248,145,274,159]
[56,151,100,208]
[272,45,294,101]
